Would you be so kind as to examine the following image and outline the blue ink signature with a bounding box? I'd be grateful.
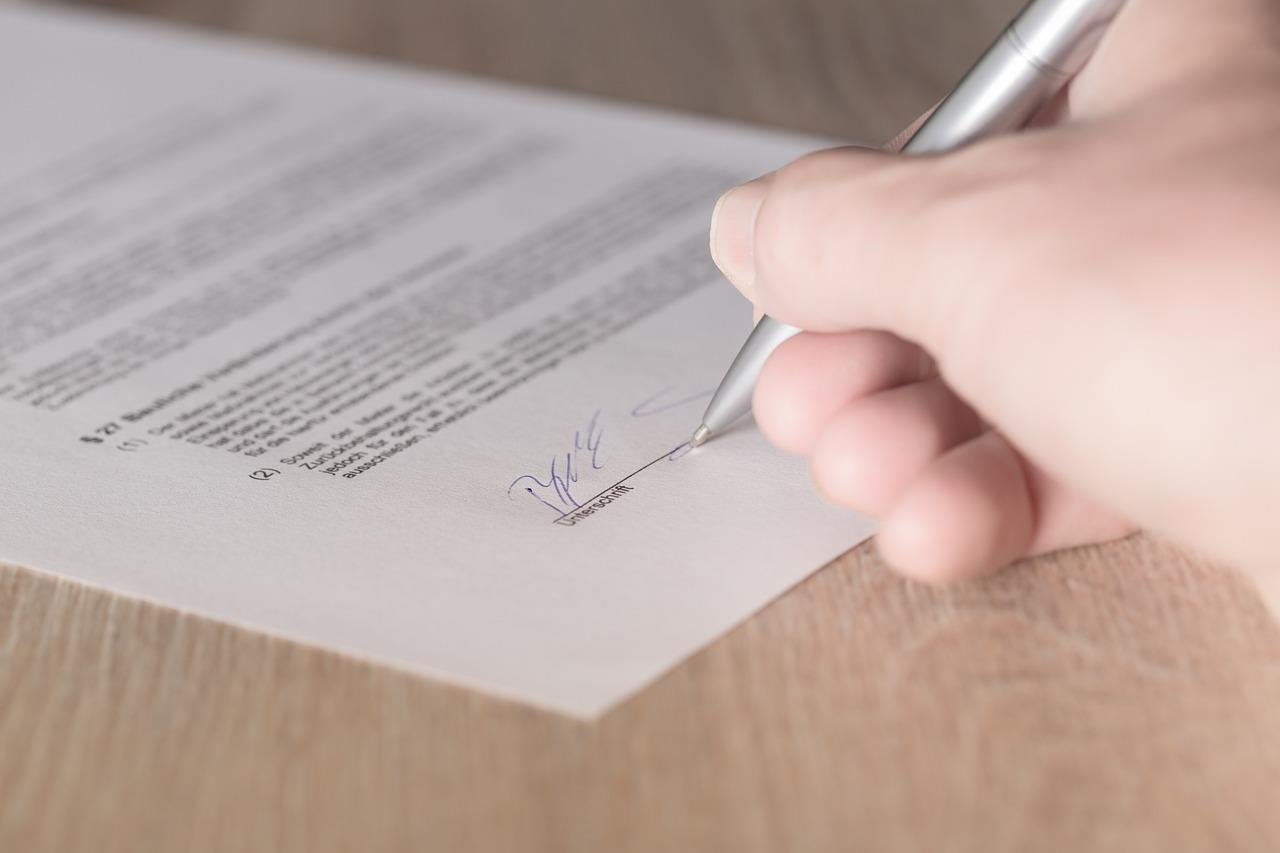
[630,386,714,418]
[508,410,605,513]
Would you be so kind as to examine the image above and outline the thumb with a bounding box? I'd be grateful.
[709,136,1053,352]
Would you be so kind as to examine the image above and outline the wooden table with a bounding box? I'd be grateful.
[5,0,1280,849]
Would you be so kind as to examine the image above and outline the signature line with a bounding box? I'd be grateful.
[552,443,689,523]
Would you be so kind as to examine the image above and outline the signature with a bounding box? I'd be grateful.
[508,410,605,513]
[509,387,707,516]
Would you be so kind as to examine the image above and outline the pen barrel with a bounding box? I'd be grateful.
[1011,0,1127,75]
[699,317,800,433]
[904,0,1126,155]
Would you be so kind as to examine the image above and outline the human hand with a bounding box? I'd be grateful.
[708,0,1280,609]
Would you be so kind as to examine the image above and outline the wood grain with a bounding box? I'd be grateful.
[5,0,1280,850]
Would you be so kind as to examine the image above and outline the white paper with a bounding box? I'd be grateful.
[0,4,875,716]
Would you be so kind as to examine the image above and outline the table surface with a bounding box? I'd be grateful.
[5,0,1280,850]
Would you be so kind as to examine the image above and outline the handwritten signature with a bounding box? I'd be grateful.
[509,388,708,515]
[507,410,605,513]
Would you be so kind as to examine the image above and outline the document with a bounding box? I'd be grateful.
[0,4,875,716]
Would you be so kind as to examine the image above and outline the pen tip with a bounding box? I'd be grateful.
[690,425,711,447]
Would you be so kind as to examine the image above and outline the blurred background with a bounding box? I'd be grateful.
[36,0,1022,143]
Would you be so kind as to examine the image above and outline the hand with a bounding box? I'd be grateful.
[708,0,1280,610]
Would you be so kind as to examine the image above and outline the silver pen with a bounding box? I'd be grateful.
[691,0,1127,447]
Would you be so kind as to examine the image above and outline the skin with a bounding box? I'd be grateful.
[707,0,1280,614]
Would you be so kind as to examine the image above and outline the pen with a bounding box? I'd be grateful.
[691,0,1128,448]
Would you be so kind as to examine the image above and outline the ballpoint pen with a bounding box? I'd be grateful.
[691,0,1128,448]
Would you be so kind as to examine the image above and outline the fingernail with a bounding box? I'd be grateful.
[709,178,769,299]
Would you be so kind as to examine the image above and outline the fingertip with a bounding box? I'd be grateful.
[808,414,870,509]
[876,432,1035,585]
[808,397,907,516]
[808,378,982,517]
[876,491,992,586]
[874,503,951,585]
[753,335,826,454]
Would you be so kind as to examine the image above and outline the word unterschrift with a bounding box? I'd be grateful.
[553,483,636,526]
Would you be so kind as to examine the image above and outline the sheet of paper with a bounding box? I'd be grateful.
[0,4,875,716]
